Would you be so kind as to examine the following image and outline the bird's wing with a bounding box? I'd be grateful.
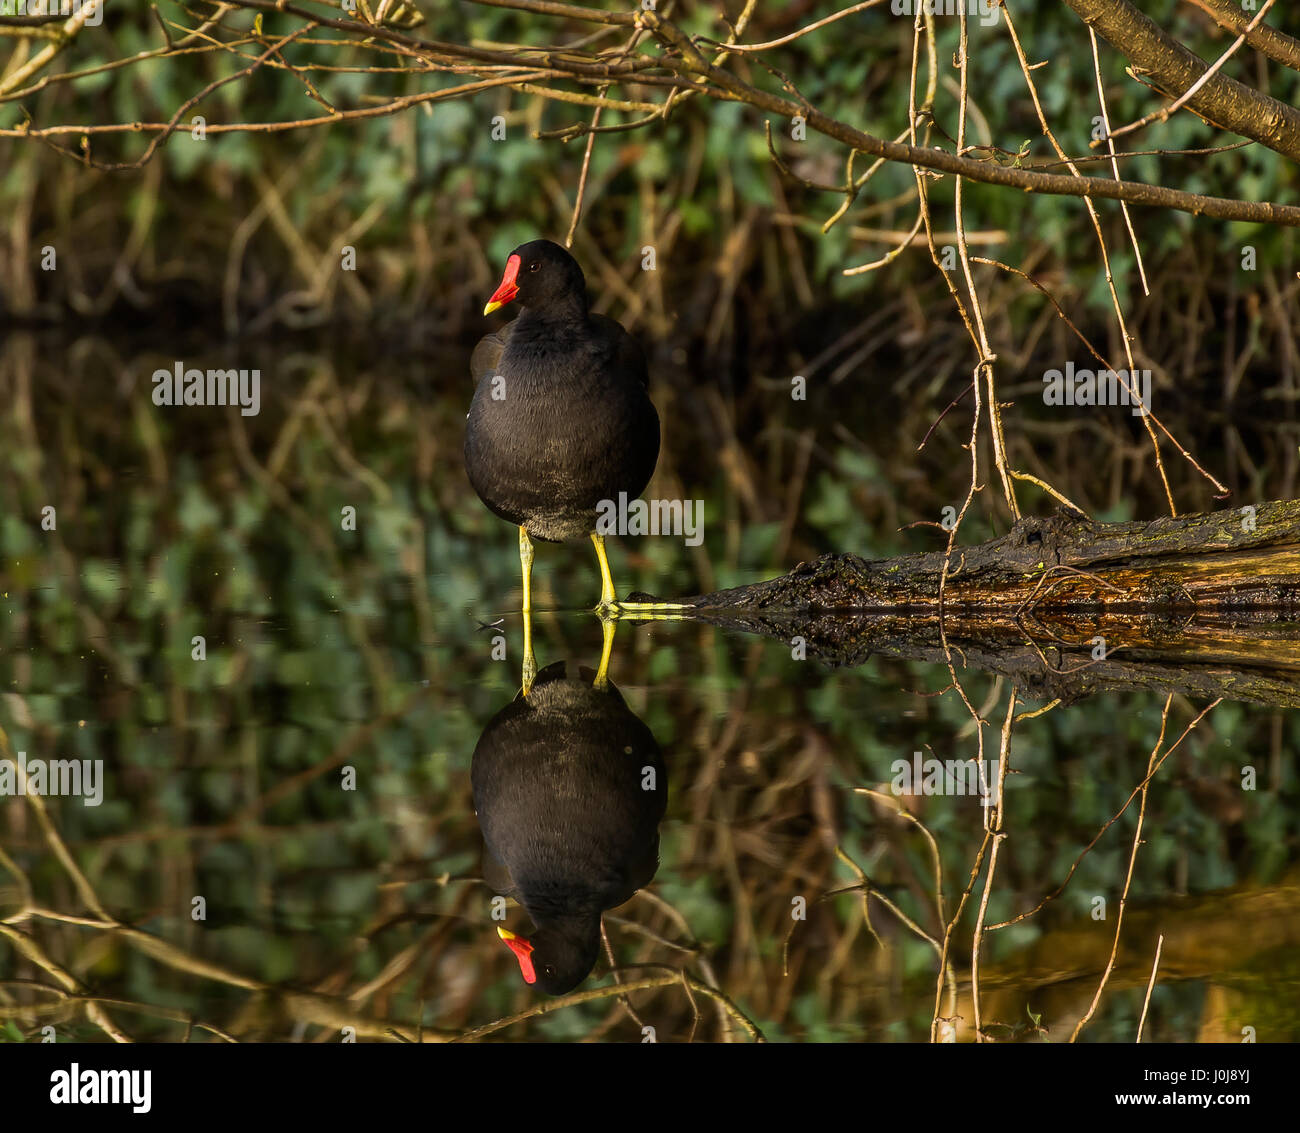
[471,322,513,384]
[480,838,518,897]
[609,832,661,908]
[590,312,650,387]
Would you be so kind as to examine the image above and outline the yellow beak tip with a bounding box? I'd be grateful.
[483,300,503,316]
[496,926,515,942]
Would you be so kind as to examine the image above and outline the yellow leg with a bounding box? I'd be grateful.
[591,532,617,611]
[592,611,616,691]
[519,526,533,613]
[519,528,536,695]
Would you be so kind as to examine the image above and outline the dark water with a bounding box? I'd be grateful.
[0,332,1297,1043]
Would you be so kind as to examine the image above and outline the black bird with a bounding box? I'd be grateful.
[466,239,661,639]
[471,660,666,995]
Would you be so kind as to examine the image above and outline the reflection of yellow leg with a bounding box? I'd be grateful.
[593,612,616,691]
[519,528,536,695]
[521,604,537,696]
[591,532,616,610]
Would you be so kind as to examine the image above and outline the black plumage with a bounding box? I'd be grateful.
[470,660,667,994]
[465,239,660,545]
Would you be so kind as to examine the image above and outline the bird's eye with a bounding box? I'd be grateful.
[528,262,541,273]
[544,966,555,976]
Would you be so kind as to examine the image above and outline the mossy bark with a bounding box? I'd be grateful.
[667,502,1300,707]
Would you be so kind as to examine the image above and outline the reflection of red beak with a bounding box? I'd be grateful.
[483,254,522,315]
[497,925,537,984]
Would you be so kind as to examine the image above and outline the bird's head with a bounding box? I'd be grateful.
[483,239,586,317]
[496,920,600,996]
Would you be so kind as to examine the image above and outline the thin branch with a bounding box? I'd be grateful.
[1136,934,1164,1042]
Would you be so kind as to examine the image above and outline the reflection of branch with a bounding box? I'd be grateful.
[1135,934,1164,1042]
[0,720,443,1041]
[451,971,765,1043]
[991,699,1221,934]
[847,791,958,1034]
[1071,697,1177,1041]
[0,711,765,1042]
[0,970,237,1042]
[7,909,462,1040]
[971,691,1015,1041]
[0,924,134,1042]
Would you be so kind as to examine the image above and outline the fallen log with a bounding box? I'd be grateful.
[685,500,1300,615]
[652,501,1300,707]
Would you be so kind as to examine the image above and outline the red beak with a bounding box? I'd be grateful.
[496,925,536,984]
[483,254,522,315]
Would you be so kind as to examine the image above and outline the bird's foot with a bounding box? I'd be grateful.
[590,599,693,622]
[615,595,696,621]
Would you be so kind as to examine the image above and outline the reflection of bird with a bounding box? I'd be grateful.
[471,660,666,995]
[465,239,660,616]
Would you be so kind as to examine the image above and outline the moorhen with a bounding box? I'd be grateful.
[471,659,667,995]
[466,239,661,641]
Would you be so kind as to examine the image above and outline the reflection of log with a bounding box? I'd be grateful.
[965,878,1300,1042]
[663,502,1300,707]
[688,610,1300,707]
[980,880,1300,990]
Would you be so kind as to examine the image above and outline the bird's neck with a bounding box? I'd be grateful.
[521,883,604,924]
[539,909,603,942]
[518,295,588,331]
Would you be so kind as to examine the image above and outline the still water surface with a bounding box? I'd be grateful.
[0,334,1296,1042]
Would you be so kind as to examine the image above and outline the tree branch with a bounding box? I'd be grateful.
[1187,0,1300,73]
[1061,0,1300,160]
